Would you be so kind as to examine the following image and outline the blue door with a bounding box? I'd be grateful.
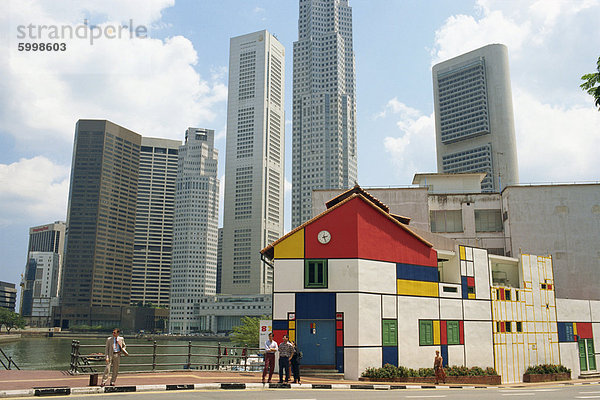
[297,319,335,365]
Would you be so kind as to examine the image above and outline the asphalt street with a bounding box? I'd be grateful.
[14,383,599,400]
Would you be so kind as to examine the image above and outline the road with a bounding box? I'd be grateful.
[20,383,600,400]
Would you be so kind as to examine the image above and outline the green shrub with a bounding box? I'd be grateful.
[361,364,497,378]
[525,364,571,375]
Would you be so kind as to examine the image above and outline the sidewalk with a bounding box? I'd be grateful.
[0,369,598,398]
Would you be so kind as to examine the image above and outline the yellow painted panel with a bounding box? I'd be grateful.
[573,323,577,335]
[433,320,440,345]
[274,229,304,259]
[468,293,476,300]
[397,279,439,297]
[289,330,295,342]
[459,246,466,260]
[289,321,296,329]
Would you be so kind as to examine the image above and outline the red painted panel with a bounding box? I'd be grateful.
[440,320,447,345]
[547,284,552,290]
[272,329,287,345]
[306,197,437,265]
[500,289,505,300]
[336,320,343,330]
[576,322,593,339]
[500,322,506,333]
[459,321,464,344]
[467,277,475,287]
[336,330,344,346]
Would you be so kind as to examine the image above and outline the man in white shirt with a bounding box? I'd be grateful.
[262,332,278,383]
[101,328,127,386]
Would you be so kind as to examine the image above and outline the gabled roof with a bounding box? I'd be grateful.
[260,189,431,260]
[325,184,390,214]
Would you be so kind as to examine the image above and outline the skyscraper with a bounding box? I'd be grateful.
[131,137,180,307]
[169,128,219,334]
[221,30,285,295]
[432,44,519,192]
[59,120,141,327]
[21,221,66,325]
[292,0,357,227]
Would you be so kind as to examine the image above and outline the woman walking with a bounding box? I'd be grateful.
[434,350,446,384]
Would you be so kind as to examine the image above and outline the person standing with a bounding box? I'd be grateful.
[262,332,278,384]
[290,341,301,384]
[278,334,294,383]
[434,350,446,384]
[101,328,127,386]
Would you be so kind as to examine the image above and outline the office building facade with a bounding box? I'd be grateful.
[59,119,141,327]
[131,137,180,307]
[0,281,17,311]
[433,44,519,192]
[21,252,60,326]
[20,221,66,322]
[169,128,220,334]
[291,0,357,227]
[221,30,285,295]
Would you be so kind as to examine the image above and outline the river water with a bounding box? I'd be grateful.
[1,337,234,371]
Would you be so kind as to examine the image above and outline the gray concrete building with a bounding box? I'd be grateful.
[131,137,180,308]
[0,281,17,311]
[433,44,519,192]
[193,294,271,333]
[292,0,357,227]
[221,30,285,295]
[313,177,600,301]
[169,128,220,334]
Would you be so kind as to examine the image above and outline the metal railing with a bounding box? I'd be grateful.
[69,340,263,375]
[0,347,20,370]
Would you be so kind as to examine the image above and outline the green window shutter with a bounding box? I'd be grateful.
[447,321,459,345]
[419,320,433,346]
[304,259,328,288]
[587,339,596,370]
[382,320,397,346]
[579,339,588,372]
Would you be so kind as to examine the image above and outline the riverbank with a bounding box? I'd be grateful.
[0,334,21,343]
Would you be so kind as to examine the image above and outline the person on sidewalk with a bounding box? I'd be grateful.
[262,332,278,384]
[101,328,127,387]
[290,340,302,384]
[434,350,446,384]
[278,334,294,383]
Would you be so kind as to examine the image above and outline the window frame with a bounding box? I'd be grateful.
[447,320,460,345]
[304,259,328,288]
[419,320,434,346]
[382,319,398,346]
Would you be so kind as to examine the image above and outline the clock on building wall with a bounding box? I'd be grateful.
[317,230,331,244]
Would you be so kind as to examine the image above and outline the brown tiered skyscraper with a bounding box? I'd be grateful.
[59,120,141,328]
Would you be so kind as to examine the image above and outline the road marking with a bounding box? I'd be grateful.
[534,388,560,391]
[576,396,600,399]
[502,393,534,396]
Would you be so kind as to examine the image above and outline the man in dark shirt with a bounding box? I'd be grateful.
[278,334,294,383]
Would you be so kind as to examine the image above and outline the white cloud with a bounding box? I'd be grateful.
[514,89,600,182]
[1,0,227,155]
[380,99,437,177]
[0,157,69,226]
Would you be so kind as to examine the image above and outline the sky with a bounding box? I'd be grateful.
[0,0,599,297]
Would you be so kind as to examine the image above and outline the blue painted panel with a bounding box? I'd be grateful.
[396,263,438,282]
[336,347,344,372]
[441,344,448,367]
[382,346,398,367]
[272,320,288,331]
[296,292,336,319]
[461,276,468,299]
[297,320,336,365]
[557,322,575,342]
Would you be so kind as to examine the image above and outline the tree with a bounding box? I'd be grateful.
[229,316,266,347]
[0,308,26,333]
[580,56,600,110]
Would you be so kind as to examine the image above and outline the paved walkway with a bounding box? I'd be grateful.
[0,369,598,398]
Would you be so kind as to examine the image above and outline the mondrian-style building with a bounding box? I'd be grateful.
[261,186,599,382]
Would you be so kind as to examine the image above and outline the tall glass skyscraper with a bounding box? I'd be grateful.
[221,30,285,295]
[292,0,357,227]
[169,128,220,334]
[433,44,519,192]
[60,120,141,328]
